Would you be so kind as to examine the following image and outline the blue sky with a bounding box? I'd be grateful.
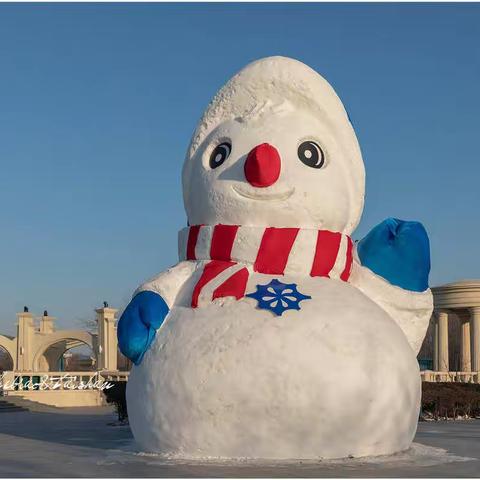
[1,3,479,333]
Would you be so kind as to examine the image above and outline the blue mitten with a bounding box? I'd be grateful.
[117,290,169,365]
[357,218,430,292]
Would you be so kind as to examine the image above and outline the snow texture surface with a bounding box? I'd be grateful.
[128,275,422,459]
[182,56,365,234]
[127,56,433,459]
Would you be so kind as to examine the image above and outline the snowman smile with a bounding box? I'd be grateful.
[232,184,295,201]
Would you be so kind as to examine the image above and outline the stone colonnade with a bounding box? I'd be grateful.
[432,281,480,373]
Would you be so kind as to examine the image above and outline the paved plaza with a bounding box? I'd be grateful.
[0,406,479,477]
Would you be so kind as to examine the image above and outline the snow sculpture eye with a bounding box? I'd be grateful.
[209,142,232,169]
[297,141,325,169]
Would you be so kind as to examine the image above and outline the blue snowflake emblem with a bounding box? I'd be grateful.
[246,279,311,316]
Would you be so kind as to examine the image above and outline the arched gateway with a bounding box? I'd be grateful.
[0,305,129,407]
[1,306,118,373]
[32,331,95,371]
[0,335,16,368]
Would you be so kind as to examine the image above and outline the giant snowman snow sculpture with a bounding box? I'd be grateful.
[119,56,433,460]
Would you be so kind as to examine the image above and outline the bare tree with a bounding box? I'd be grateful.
[76,316,98,334]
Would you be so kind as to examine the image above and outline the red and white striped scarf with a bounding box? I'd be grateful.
[178,225,354,308]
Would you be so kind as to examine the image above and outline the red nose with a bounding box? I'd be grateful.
[244,143,281,188]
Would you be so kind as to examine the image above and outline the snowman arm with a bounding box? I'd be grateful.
[134,261,197,307]
[118,261,196,365]
[356,218,430,292]
[349,261,433,355]
[350,218,433,354]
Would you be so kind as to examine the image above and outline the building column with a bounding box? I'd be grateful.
[16,308,35,371]
[39,310,55,334]
[437,310,449,372]
[470,307,480,372]
[433,313,439,371]
[96,305,118,371]
[459,312,472,372]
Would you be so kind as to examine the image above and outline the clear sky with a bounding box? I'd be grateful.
[1,3,479,334]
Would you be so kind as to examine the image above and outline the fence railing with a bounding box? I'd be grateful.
[421,370,480,383]
[1,370,129,394]
[7,370,477,390]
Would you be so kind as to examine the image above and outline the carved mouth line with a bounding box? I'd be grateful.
[232,185,295,201]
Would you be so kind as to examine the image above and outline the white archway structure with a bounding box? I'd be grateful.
[0,334,16,369]
[0,305,129,408]
[1,305,118,373]
[32,331,95,371]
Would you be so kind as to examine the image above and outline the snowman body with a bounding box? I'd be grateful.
[127,268,421,459]
[121,56,433,459]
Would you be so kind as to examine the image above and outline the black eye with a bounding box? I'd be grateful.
[297,141,325,169]
[209,142,232,169]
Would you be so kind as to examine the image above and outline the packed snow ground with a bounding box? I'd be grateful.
[0,406,479,477]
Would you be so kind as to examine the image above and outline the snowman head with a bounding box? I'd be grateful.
[182,56,365,235]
